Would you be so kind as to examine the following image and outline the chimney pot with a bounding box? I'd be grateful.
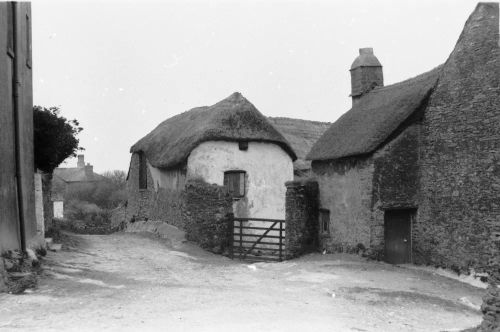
[359,47,374,55]
[77,154,85,168]
[350,47,384,105]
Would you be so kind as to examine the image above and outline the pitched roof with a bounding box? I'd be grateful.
[308,3,498,162]
[131,92,297,169]
[268,117,330,171]
[53,167,105,183]
[307,65,442,161]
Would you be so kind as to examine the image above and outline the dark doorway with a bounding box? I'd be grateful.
[384,209,413,264]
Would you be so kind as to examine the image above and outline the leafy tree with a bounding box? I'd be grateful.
[33,106,83,173]
[65,170,127,209]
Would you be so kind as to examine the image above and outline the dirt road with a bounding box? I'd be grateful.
[0,232,484,331]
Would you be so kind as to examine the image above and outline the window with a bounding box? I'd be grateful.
[238,141,248,151]
[6,2,14,57]
[138,152,147,189]
[320,209,330,235]
[26,14,31,68]
[224,171,245,198]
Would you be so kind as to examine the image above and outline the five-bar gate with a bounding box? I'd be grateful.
[230,217,285,262]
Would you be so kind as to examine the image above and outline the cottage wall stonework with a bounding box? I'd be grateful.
[125,152,233,252]
[311,157,374,252]
[417,3,499,276]
[285,180,319,258]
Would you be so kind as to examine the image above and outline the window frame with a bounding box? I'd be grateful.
[319,209,330,236]
[6,2,15,58]
[26,13,31,68]
[223,170,246,199]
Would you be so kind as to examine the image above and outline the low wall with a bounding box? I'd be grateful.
[285,180,319,258]
[123,179,233,254]
[183,179,233,254]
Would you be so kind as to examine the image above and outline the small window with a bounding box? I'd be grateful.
[320,209,330,235]
[6,2,15,57]
[138,152,147,189]
[224,170,245,198]
[26,14,31,68]
[238,141,248,151]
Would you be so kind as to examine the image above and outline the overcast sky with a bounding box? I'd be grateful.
[32,0,481,173]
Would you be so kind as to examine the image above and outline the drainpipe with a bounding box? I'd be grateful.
[12,3,27,252]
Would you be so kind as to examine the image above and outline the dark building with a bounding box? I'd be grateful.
[0,2,38,253]
[308,3,499,272]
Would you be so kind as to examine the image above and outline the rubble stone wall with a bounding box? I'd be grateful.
[285,180,319,258]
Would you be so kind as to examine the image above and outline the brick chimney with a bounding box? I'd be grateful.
[350,48,383,105]
[84,163,94,180]
[77,154,85,168]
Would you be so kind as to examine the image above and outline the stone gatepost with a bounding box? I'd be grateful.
[34,172,44,238]
[285,180,319,259]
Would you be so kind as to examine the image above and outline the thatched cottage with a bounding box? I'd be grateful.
[125,92,297,245]
[307,1,499,275]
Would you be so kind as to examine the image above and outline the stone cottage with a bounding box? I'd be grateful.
[125,92,296,249]
[307,1,499,277]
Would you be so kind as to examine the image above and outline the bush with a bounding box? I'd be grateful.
[64,170,127,210]
[63,200,113,234]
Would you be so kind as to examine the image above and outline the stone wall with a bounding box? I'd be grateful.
[285,180,319,258]
[311,157,374,252]
[126,152,233,252]
[183,179,233,253]
[125,153,154,222]
[371,121,421,257]
[418,3,499,275]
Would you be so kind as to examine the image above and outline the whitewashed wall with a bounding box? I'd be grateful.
[186,141,293,219]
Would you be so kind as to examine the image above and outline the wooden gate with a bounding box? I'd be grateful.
[230,217,285,262]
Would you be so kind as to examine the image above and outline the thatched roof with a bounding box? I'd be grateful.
[307,66,441,161]
[131,92,297,169]
[268,117,330,171]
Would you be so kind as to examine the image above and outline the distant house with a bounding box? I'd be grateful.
[0,2,39,254]
[268,117,330,177]
[307,2,499,276]
[52,155,105,217]
[126,92,296,225]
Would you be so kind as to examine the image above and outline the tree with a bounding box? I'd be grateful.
[65,170,127,209]
[33,106,83,173]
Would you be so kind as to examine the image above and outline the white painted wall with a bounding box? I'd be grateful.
[53,201,64,219]
[186,141,294,219]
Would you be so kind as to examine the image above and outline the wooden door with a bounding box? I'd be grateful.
[384,209,413,264]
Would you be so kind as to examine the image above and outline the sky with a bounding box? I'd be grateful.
[32,0,482,173]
